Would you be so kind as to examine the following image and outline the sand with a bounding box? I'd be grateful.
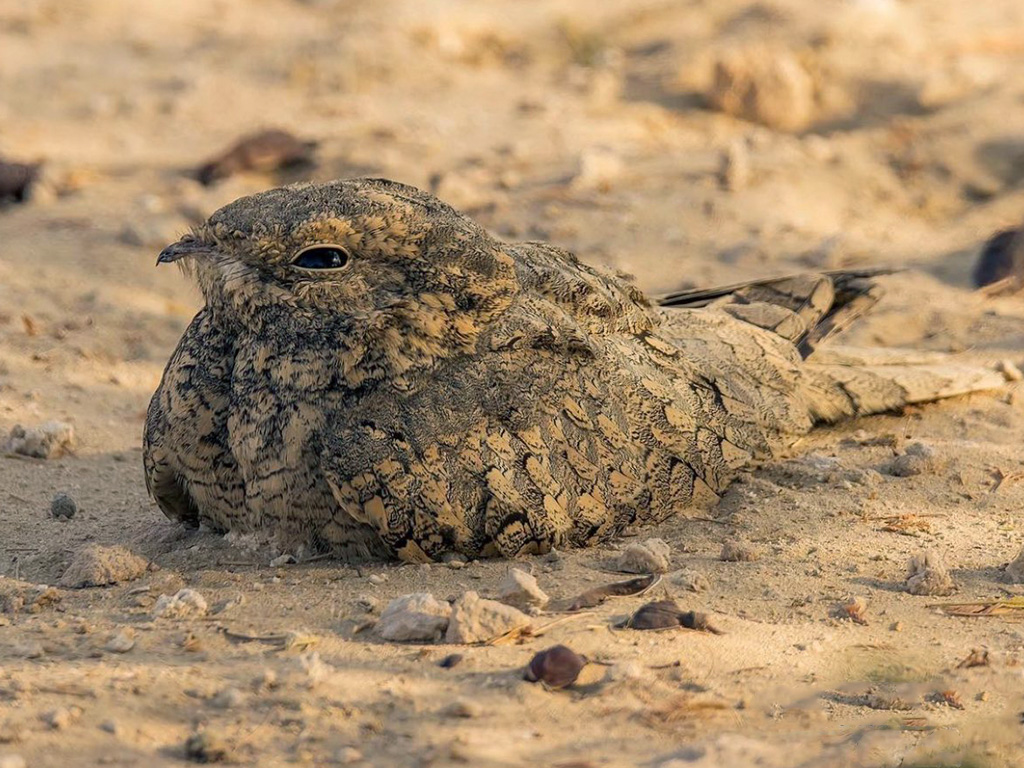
[2,0,1024,765]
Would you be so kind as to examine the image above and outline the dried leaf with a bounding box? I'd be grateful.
[567,574,660,611]
[930,597,1024,616]
[623,600,723,633]
[956,648,990,668]
[196,130,317,185]
[880,514,932,536]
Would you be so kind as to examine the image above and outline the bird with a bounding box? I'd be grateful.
[144,177,1005,562]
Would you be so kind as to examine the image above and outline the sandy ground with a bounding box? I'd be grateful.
[3,0,1024,765]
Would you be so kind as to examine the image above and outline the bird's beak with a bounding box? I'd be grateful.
[157,238,208,265]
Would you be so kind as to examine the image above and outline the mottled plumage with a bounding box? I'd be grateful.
[144,178,1003,561]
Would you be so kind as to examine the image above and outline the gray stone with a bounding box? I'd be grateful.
[377,593,451,642]
[497,568,549,610]
[445,591,531,644]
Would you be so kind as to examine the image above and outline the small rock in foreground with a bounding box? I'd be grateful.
[672,568,710,593]
[41,706,82,731]
[377,593,452,642]
[707,46,815,132]
[103,629,136,654]
[59,545,148,589]
[185,730,230,763]
[1004,546,1024,583]
[886,441,940,477]
[497,568,549,610]
[50,492,77,520]
[3,422,75,459]
[720,539,760,562]
[445,591,531,644]
[614,538,671,574]
[153,588,208,619]
[905,551,956,596]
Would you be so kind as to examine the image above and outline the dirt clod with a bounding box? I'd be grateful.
[614,538,671,574]
[185,730,230,763]
[720,540,760,562]
[3,422,74,459]
[59,545,148,588]
[50,492,77,519]
[906,551,957,596]
[707,46,816,131]
[153,588,208,619]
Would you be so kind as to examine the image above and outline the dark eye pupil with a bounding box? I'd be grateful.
[294,246,349,269]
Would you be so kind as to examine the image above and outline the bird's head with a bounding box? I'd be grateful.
[158,178,520,389]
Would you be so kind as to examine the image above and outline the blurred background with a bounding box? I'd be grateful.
[2,0,1024,447]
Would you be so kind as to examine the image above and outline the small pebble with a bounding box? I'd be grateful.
[3,421,75,459]
[438,653,464,669]
[103,629,136,654]
[707,45,815,131]
[720,139,750,192]
[997,359,1023,382]
[886,441,939,477]
[50,492,77,520]
[905,551,957,596]
[211,687,245,710]
[254,669,278,691]
[269,554,296,567]
[442,698,482,718]
[614,538,671,574]
[41,706,82,731]
[185,730,230,763]
[333,746,363,765]
[672,568,710,593]
[99,720,119,735]
[153,588,208,619]
[367,574,386,586]
[1004,546,1024,583]
[720,539,760,562]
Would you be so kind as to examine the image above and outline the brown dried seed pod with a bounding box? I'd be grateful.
[974,226,1024,289]
[567,574,660,611]
[0,159,40,204]
[628,599,685,629]
[524,644,586,689]
[195,129,317,186]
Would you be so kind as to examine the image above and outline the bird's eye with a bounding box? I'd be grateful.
[292,245,350,270]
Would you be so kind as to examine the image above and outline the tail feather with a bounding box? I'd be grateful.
[662,270,1008,421]
[657,268,896,358]
[803,354,1007,422]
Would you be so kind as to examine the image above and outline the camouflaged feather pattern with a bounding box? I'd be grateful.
[143,178,1004,561]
